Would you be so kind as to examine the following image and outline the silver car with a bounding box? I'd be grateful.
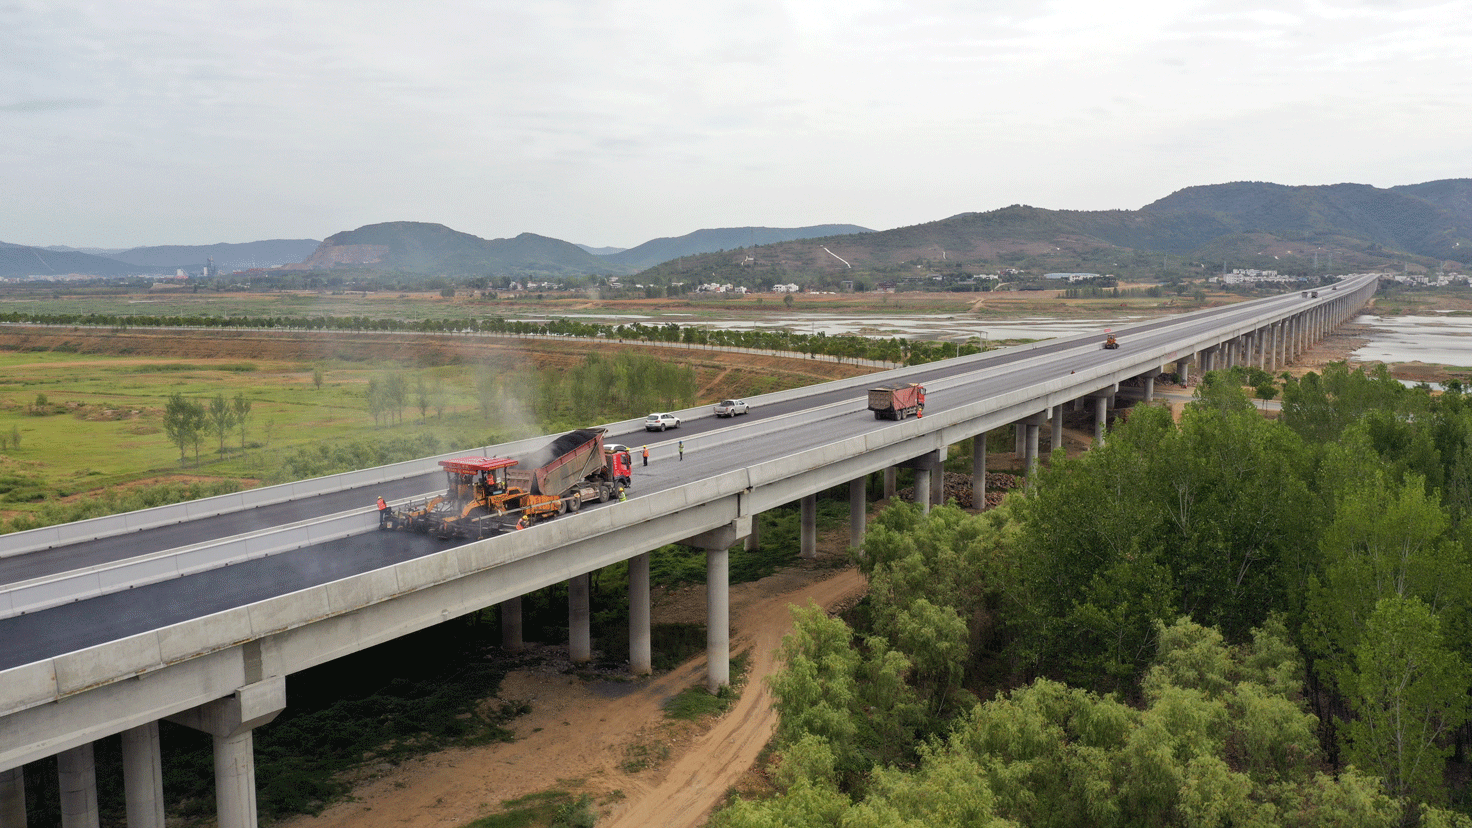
[713,399,750,417]
[644,412,681,431]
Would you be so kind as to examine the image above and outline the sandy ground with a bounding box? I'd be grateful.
[276,546,865,828]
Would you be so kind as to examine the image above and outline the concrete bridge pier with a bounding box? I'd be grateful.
[685,518,752,693]
[900,450,942,514]
[58,742,99,828]
[1050,405,1064,451]
[168,678,286,828]
[629,553,651,675]
[122,722,166,828]
[930,451,945,507]
[1,767,23,828]
[569,574,591,663]
[883,467,896,500]
[1093,391,1113,447]
[971,433,987,509]
[800,495,817,559]
[1178,355,1192,385]
[500,596,524,652]
[849,477,867,552]
[744,514,761,551]
[1142,368,1161,403]
[1022,411,1047,476]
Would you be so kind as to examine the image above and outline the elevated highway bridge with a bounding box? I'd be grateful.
[0,276,1377,828]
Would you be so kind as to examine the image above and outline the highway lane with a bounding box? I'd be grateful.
[0,281,1359,602]
[0,279,1375,671]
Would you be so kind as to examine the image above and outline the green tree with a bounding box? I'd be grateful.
[312,367,324,390]
[1304,470,1471,692]
[768,602,926,792]
[1342,596,1471,804]
[386,373,407,424]
[163,393,205,466]
[231,393,252,451]
[415,376,429,422]
[206,394,235,455]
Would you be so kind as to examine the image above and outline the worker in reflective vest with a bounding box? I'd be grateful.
[376,496,389,528]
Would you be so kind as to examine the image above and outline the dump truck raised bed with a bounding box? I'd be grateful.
[868,382,926,420]
[385,428,621,538]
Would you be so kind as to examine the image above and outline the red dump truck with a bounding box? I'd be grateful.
[386,428,621,538]
[868,382,926,420]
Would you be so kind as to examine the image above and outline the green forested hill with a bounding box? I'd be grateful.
[646,179,1472,284]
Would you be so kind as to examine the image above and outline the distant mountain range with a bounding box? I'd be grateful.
[106,239,321,271]
[2,180,1468,280]
[644,179,1472,282]
[599,225,871,269]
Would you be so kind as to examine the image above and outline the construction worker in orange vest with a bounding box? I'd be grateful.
[376,495,389,528]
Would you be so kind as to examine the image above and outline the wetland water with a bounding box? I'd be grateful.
[1351,313,1472,367]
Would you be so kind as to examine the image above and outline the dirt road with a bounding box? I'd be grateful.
[276,562,865,828]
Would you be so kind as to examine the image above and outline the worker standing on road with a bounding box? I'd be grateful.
[642,445,649,467]
[515,514,529,530]
[678,440,684,461]
[376,495,389,529]
[618,487,627,502]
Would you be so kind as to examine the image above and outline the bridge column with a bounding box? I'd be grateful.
[1025,419,1042,477]
[569,573,591,663]
[1093,392,1112,447]
[122,722,166,828]
[0,767,23,828]
[168,678,286,828]
[1178,356,1191,385]
[914,465,932,513]
[883,467,896,499]
[971,433,987,510]
[930,451,946,506]
[629,553,651,675]
[500,597,524,652]
[744,514,761,551]
[58,743,99,828]
[685,518,752,693]
[1051,405,1064,451]
[801,494,817,559]
[849,477,867,552]
[1142,368,1161,403]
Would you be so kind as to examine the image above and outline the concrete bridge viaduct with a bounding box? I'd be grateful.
[0,276,1377,827]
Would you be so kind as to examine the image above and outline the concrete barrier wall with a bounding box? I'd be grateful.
[0,279,1381,764]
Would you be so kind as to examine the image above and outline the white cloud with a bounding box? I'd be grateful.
[1,0,1468,248]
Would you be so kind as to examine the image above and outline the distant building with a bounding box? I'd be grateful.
[1044,272,1101,282]
[1220,269,1292,285]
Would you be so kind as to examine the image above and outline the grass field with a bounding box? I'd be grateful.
[0,323,879,529]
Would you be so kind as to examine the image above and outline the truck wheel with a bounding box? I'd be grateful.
[569,492,582,512]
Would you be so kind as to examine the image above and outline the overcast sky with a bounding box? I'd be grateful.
[4,0,1469,250]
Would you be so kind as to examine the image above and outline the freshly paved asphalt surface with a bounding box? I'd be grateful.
[0,284,1357,671]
